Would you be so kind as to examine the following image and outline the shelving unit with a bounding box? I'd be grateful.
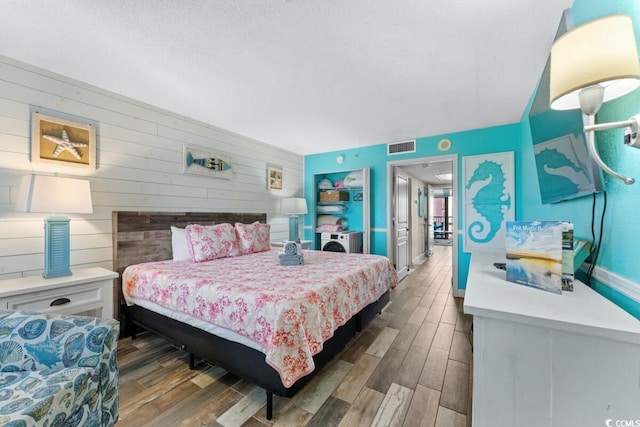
[313,168,370,253]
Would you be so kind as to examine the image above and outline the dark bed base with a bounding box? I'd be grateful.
[126,289,390,419]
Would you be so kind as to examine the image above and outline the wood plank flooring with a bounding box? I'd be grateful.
[116,246,472,426]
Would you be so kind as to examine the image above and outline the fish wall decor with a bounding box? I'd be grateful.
[182,144,233,180]
[186,151,231,171]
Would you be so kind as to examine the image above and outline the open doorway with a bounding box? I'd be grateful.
[386,154,460,295]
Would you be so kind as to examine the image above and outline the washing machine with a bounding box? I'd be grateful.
[320,231,363,253]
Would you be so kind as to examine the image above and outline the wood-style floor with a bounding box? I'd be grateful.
[116,245,473,426]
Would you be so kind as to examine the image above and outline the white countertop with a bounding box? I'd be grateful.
[463,250,640,344]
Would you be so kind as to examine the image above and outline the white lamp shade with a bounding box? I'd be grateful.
[17,174,93,214]
[550,14,640,110]
[281,197,308,215]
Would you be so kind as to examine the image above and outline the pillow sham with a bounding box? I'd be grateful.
[185,223,239,262]
[170,226,191,261]
[235,221,271,254]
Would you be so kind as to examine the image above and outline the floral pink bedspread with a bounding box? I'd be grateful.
[123,249,397,387]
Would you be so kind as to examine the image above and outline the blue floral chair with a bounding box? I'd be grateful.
[0,310,119,427]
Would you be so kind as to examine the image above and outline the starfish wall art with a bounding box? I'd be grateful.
[31,112,96,171]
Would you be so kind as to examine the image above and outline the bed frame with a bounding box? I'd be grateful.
[112,211,390,419]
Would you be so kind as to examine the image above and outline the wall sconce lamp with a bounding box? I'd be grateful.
[550,14,640,184]
[17,174,93,278]
[281,197,308,243]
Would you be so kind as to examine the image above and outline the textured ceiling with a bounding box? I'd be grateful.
[0,0,573,155]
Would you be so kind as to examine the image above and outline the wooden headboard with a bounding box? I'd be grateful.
[112,211,267,322]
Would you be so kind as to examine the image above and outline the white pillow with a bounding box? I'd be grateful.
[171,226,191,261]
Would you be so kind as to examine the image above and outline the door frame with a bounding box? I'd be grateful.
[386,153,461,296]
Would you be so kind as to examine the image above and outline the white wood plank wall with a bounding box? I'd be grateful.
[0,56,303,280]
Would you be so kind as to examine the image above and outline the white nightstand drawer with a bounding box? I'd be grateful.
[2,282,103,314]
[0,268,117,319]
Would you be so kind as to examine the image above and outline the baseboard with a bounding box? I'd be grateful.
[580,263,640,304]
[452,287,465,298]
[412,252,427,265]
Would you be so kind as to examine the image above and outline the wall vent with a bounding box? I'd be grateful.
[387,140,416,155]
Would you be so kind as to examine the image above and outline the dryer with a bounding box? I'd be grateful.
[320,231,363,253]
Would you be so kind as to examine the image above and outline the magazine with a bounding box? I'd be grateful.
[505,221,564,294]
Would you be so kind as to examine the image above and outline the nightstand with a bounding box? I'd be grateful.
[271,240,312,249]
[0,267,117,320]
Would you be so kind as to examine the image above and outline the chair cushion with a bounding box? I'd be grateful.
[0,366,100,426]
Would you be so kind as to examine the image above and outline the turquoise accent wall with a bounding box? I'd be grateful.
[570,0,640,286]
[305,123,525,290]
[304,0,640,318]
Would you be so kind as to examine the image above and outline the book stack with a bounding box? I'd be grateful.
[279,241,304,266]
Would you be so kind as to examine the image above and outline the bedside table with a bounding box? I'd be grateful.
[271,240,312,249]
[0,267,117,320]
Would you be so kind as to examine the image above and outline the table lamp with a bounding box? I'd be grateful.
[281,197,307,242]
[17,174,93,278]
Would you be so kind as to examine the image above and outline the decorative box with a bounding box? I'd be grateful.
[319,190,349,202]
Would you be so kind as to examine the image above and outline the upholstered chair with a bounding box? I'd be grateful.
[0,310,119,426]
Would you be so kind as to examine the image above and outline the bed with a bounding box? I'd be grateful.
[112,211,396,419]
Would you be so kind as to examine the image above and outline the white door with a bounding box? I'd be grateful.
[394,170,410,281]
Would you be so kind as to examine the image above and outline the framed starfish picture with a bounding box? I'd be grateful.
[267,166,283,190]
[31,112,96,171]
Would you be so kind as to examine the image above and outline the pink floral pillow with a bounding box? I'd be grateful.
[235,221,271,255]
[185,223,239,262]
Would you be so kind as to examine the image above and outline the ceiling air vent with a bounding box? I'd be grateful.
[387,139,416,155]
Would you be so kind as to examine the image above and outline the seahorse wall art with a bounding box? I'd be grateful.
[535,148,581,203]
[464,153,514,249]
[533,134,596,204]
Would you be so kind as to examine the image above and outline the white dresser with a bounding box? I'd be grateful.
[464,250,640,427]
[0,267,117,320]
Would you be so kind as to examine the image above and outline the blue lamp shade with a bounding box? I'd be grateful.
[17,175,93,279]
[281,197,308,242]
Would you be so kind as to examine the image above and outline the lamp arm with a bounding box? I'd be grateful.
[583,114,635,185]
[584,118,636,133]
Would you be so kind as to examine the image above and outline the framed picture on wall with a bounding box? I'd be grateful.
[267,166,283,190]
[462,151,514,252]
[418,186,425,217]
[31,112,97,171]
[182,145,233,179]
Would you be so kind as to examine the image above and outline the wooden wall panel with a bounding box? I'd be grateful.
[0,55,303,283]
